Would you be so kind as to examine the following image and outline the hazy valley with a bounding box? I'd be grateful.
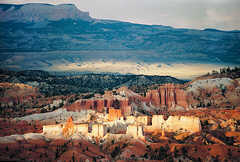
[0,3,240,162]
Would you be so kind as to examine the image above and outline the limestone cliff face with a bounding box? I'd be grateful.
[144,84,188,109]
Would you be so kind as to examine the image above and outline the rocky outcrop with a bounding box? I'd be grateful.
[0,83,40,107]
[43,124,64,137]
[66,96,132,116]
[186,77,240,108]
[62,117,75,138]
[126,125,144,139]
[151,115,201,133]
[91,124,106,138]
[66,78,240,114]
[108,108,122,121]
[144,84,188,110]
[66,99,105,112]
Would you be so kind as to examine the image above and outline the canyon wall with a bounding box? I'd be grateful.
[91,124,107,138]
[43,114,201,139]
[65,85,188,116]
[126,125,144,139]
[66,97,132,116]
[108,108,122,121]
[74,124,88,136]
[152,115,201,133]
[144,84,188,109]
[65,79,240,115]
[43,124,64,137]
[136,116,150,126]
[43,117,104,138]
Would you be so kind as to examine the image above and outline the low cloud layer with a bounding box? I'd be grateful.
[47,61,225,79]
[1,0,240,30]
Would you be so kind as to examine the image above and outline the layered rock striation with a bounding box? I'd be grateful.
[144,84,188,110]
[66,90,132,116]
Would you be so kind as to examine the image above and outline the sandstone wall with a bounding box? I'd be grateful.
[66,99,105,112]
[136,116,150,126]
[62,117,75,138]
[126,125,144,139]
[91,124,106,138]
[126,116,136,123]
[75,124,88,135]
[108,108,122,121]
[121,106,132,116]
[66,98,131,116]
[144,84,188,110]
[43,124,64,136]
[152,115,201,133]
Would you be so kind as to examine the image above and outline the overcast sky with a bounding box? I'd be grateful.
[1,0,240,30]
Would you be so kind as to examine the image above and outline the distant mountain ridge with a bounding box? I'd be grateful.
[0,3,91,22]
[0,3,239,77]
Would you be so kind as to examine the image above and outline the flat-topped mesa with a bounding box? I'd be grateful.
[144,83,188,110]
[0,3,92,22]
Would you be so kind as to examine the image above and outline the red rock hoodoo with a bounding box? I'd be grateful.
[62,117,75,138]
[66,98,132,116]
[144,84,188,109]
[108,108,122,121]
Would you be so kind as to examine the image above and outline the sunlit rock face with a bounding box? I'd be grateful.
[108,108,122,121]
[43,124,64,137]
[75,124,88,136]
[62,117,75,138]
[65,78,240,115]
[126,125,144,139]
[144,84,188,110]
[91,124,107,138]
[43,117,75,138]
[152,115,201,133]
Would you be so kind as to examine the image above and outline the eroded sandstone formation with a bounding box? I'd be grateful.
[144,84,188,110]
[0,83,40,108]
[43,113,201,141]
[126,125,144,139]
[65,78,240,115]
[151,115,201,133]
[62,117,75,138]
[108,108,122,121]
[91,124,106,138]
[66,90,133,116]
